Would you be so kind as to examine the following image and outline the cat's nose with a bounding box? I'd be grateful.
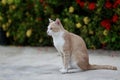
[47,30,49,34]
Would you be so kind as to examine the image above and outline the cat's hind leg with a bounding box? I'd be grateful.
[75,52,90,71]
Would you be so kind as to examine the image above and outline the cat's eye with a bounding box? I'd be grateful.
[50,28,52,30]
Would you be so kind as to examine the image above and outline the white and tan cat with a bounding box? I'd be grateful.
[47,18,117,73]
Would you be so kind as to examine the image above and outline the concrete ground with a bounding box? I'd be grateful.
[0,46,120,80]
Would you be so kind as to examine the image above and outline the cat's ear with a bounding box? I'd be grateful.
[49,18,54,23]
[55,18,61,26]
[55,18,64,29]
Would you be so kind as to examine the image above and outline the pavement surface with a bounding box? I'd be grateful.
[0,46,120,80]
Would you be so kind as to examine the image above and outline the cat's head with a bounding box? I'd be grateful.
[47,18,64,36]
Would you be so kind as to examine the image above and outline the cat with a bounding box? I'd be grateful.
[47,18,117,74]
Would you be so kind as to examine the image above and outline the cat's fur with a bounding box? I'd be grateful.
[47,18,117,73]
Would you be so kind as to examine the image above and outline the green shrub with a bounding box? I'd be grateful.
[0,0,120,50]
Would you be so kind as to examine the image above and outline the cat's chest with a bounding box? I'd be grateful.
[53,34,65,52]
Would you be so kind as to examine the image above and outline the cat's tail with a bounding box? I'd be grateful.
[88,64,117,70]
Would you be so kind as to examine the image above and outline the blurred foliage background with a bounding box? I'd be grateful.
[0,0,120,50]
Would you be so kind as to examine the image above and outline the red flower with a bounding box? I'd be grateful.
[88,2,96,10]
[76,0,81,4]
[76,0,85,8]
[113,3,117,8]
[112,14,119,23]
[101,19,111,30]
[39,0,43,3]
[79,1,85,8]
[113,0,120,8]
[105,0,112,9]
[116,0,120,4]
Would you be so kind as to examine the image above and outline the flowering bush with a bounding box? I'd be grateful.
[0,0,120,50]
[74,0,120,50]
[0,0,52,46]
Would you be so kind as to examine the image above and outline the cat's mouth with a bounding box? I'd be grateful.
[47,31,52,36]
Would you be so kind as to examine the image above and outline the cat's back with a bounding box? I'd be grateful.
[69,32,87,51]
[69,32,85,43]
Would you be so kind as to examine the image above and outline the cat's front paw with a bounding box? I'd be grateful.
[68,65,73,69]
[59,65,64,69]
[59,68,68,74]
